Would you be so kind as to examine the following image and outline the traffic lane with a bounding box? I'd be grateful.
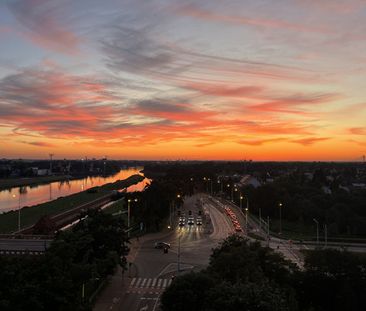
[203,200,237,240]
[118,292,159,311]
[134,242,178,278]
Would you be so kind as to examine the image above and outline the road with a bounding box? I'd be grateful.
[94,193,238,311]
[95,193,366,310]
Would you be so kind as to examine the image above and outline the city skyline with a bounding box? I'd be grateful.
[1,0,366,160]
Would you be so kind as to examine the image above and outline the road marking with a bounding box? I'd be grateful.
[162,279,168,288]
[168,279,172,286]
[130,277,137,287]
[151,278,157,287]
[140,278,147,288]
[139,304,148,311]
[146,278,152,287]
[157,279,162,288]
[135,278,142,288]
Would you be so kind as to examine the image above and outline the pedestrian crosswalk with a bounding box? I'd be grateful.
[127,277,173,293]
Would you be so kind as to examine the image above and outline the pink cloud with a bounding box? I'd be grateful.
[8,0,81,54]
[176,4,330,33]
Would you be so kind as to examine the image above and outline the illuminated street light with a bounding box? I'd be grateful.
[127,198,138,237]
[245,207,249,233]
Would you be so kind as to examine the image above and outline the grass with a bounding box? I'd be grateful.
[0,174,144,233]
[103,200,125,215]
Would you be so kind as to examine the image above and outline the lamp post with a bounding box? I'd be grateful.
[267,216,270,247]
[12,193,21,231]
[127,198,138,237]
[279,202,283,235]
[245,207,248,233]
[313,218,319,244]
[240,194,243,209]
[169,194,181,229]
[324,224,328,247]
[177,233,181,274]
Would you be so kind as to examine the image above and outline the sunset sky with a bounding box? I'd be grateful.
[0,0,365,160]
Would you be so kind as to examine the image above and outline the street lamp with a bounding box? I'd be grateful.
[313,218,319,244]
[127,198,138,237]
[12,194,21,232]
[240,194,243,209]
[245,207,249,233]
[278,203,283,235]
[207,178,212,195]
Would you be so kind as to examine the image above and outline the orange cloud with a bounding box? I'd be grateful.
[291,137,330,146]
[349,127,366,135]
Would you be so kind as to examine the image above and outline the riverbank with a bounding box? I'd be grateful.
[0,171,121,191]
[0,174,144,234]
[0,175,73,191]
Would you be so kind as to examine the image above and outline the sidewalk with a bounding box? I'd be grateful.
[93,237,141,311]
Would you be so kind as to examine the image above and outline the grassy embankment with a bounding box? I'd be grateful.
[0,174,144,233]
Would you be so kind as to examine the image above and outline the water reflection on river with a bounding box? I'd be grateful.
[0,167,150,212]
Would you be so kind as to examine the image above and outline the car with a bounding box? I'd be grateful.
[196,219,202,225]
[188,217,194,225]
[154,242,171,249]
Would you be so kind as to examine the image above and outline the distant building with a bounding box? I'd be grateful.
[239,175,261,188]
[37,169,49,176]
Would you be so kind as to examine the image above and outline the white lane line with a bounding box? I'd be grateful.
[140,278,147,288]
[130,277,137,287]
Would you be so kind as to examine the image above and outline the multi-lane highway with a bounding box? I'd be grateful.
[95,193,366,311]
[95,193,239,311]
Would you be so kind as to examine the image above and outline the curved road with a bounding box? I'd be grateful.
[95,193,237,311]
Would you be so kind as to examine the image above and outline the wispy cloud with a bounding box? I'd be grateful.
[20,141,55,147]
[175,4,330,33]
[349,127,366,135]
[7,0,81,54]
[291,137,330,146]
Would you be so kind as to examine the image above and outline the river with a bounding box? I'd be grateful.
[0,167,150,213]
